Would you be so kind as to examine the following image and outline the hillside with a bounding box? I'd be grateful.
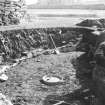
[28,4,105,10]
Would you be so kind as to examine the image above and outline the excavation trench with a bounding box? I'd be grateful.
[0,27,102,105]
[0,27,83,60]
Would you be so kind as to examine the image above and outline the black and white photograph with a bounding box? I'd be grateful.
[0,0,105,105]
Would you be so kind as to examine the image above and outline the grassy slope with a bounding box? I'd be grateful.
[28,4,105,10]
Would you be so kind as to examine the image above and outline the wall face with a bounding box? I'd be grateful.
[0,0,26,11]
[0,0,26,26]
[0,0,19,3]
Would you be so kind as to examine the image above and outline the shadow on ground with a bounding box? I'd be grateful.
[43,53,99,105]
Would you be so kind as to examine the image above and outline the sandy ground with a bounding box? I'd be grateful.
[0,51,92,105]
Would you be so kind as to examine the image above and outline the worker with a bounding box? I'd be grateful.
[93,30,105,104]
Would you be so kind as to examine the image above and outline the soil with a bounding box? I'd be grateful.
[0,51,97,105]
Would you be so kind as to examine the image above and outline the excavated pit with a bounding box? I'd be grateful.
[0,51,98,105]
[0,26,102,105]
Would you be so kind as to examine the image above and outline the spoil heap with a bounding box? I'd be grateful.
[0,0,26,26]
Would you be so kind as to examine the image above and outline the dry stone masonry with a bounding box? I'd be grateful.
[0,0,26,26]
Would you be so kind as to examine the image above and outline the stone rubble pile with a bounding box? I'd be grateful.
[0,93,13,105]
[0,0,26,26]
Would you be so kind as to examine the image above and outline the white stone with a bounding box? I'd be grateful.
[0,93,13,105]
[0,65,10,74]
[0,74,8,81]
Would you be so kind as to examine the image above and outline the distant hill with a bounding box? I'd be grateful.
[28,4,105,10]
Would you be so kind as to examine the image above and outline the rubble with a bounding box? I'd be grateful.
[0,65,10,74]
[0,0,26,26]
[0,93,13,105]
[0,73,8,82]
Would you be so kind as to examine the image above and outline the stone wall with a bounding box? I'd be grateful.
[0,0,26,26]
